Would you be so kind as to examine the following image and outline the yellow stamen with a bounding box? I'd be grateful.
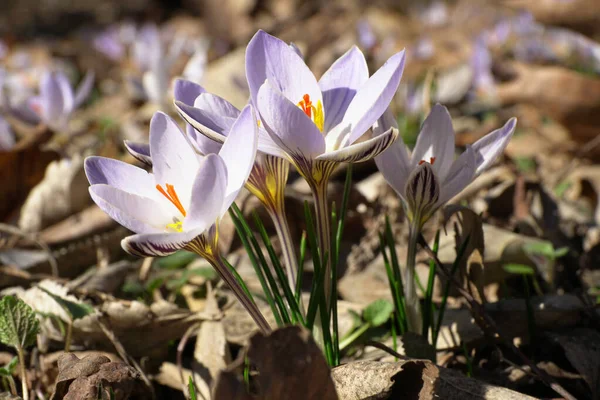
[166,221,183,232]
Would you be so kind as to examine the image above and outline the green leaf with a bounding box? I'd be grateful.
[188,376,197,400]
[503,263,535,275]
[523,242,555,258]
[39,288,95,320]
[363,299,394,327]
[0,296,39,350]
[553,247,569,258]
[0,356,18,376]
[157,250,198,270]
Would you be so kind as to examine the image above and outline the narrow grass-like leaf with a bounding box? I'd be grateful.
[380,232,407,335]
[433,235,470,347]
[305,201,324,330]
[422,230,440,338]
[188,376,197,400]
[229,206,288,325]
[296,231,307,304]
[252,211,304,325]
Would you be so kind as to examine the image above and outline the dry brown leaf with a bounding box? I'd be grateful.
[51,353,145,400]
[332,360,537,400]
[18,154,90,232]
[0,127,59,221]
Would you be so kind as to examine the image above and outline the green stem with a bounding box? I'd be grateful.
[268,207,305,315]
[17,347,28,400]
[7,375,17,396]
[405,223,423,334]
[311,181,332,309]
[339,323,371,350]
[64,321,73,352]
[209,255,271,334]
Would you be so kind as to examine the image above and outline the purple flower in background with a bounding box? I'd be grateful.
[93,27,126,61]
[411,37,435,61]
[375,104,516,227]
[357,19,377,51]
[417,1,448,27]
[0,115,15,151]
[244,30,405,184]
[28,70,94,132]
[86,106,257,258]
[470,36,496,99]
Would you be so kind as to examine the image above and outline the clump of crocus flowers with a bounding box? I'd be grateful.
[86,29,516,340]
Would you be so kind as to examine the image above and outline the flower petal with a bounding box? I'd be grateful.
[257,82,325,159]
[186,153,228,229]
[317,126,398,163]
[343,50,406,145]
[149,111,200,206]
[438,145,476,205]
[319,46,369,132]
[175,100,228,146]
[246,30,321,107]
[55,71,75,116]
[85,156,156,198]
[257,127,289,159]
[472,117,516,176]
[89,184,168,234]
[194,93,240,120]
[143,68,169,106]
[0,116,15,151]
[374,110,412,199]
[74,71,95,108]
[218,105,259,213]
[39,71,65,124]
[410,103,455,180]
[173,78,206,105]
[123,141,152,166]
[121,228,205,257]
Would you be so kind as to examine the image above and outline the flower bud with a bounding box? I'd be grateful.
[404,162,440,224]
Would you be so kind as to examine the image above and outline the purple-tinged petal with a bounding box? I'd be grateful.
[39,71,65,124]
[343,50,406,145]
[374,110,411,199]
[319,46,369,132]
[410,104,455,180]
[123,140,152,166]
[218,105,258,212]
[55,71,75,116]
[246,30,321,108]
[175,100,229,146]
[173,78,206,106]
[257,127,289,159]
[194,93,240,120]
[317,126,398,164]
[89,184,169,234]
[85,156,156,198]
[438,145,476,205]
[186,154,227,229]
[143,68,169,106]
[122,228,205,257]
[472,118,516,176]
[74,71,95,108]
[149,112,199,205]
[182,50,207,84]
[257,82,325,159]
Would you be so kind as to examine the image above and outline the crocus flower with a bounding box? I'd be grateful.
[375,104,516,228]
[28,70,94,132]
[85,107,270,333]
[470,36,496,100]
[173,78,300,293]
[375,104,516,333]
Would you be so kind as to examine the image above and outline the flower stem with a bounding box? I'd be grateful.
[405,223,423,334]
[311,182,332,308]
[210,255,272,334]
[17,347,28,400]
[268,206,304,314]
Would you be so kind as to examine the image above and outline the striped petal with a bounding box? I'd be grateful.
[121,228,206,257]
[123,141,152,166]
[316,126,398,164]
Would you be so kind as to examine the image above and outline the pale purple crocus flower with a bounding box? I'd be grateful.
[244,30,405,308]
[470,36,496,100]
[85,106,270,333]
[374,104,516,332]
[28,70,94,132]
[171,79,300,294]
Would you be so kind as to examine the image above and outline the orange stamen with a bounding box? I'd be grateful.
[298,94,312,118]
[156,183,187,217]
[418,157,437,166]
